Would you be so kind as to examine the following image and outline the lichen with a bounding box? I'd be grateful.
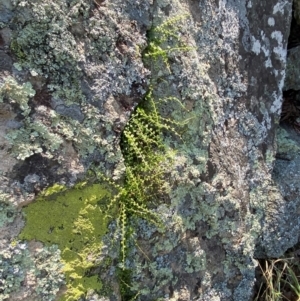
[5,0,147,167]
[19,182,115,301]
[114,0,278,298]
[9,0,148,104]
[5,118,64,160]
[0,76,35,116]
[276,126,300,155]
[0,193,15,228]
[10,0,86,104]
[1,0,286,299]
[0,242,64,301]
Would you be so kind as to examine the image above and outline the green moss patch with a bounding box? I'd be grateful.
[20,182,114,301]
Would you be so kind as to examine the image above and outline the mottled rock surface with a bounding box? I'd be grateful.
[264,112,300,258]
[284,46,300,90]
[294,0,300,25]
[0,0,294,301]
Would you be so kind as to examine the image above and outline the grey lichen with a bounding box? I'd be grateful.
[10,0,85,104]
[33,245,65,300]
[4,0,148,174]
[0,242,64,301]
[0,0,292,300]
[0,192,16,228]
[0,242,30,300]
[10,0,148,104]
[0,76,35,116]
[117,0,291,299]
[0,191,64,301]
[0,77,65,160]
[276,126,300,156]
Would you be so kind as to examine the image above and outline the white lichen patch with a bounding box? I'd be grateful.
[268,17,275,26]
[251,37,261,55]
[0,76,35,116]
[271,30,287,62]
[273,0,290,15]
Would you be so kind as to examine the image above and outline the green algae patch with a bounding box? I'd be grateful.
[20,182,114,301]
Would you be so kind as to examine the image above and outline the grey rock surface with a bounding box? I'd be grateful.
[258,124,300,258]
[0,0,295,300]
[284,46,300,90]
[295,0,300,25]
[271,155,300,255]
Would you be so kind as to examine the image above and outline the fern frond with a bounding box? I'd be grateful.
[119,202,127,267]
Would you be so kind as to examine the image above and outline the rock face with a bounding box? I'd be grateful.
[0,0,294,301]
[294,0,300,25]
[266,128,300,258]
[284,46,300,90]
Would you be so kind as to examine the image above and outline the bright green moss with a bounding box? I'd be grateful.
[20,182,115,301]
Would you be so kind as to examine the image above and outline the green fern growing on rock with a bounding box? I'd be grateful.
[96,15,194,269]
[102,14,193,299]
[19,13,192,301]
[102,88,180,266]
[143,14,193,72]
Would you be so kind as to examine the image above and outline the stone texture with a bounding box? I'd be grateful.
[284,46,300,90]
[257,123,300,258]
[294,0,300,25]
[0,0,294,300]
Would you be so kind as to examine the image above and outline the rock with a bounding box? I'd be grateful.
[0,50,12,72]
[294,0,300,25]
[268,154,300,256]
[54,104,84,123]
[0,0,295,300]
[255,123,300,258]
[0,1,13,24]
[284,46,300,90]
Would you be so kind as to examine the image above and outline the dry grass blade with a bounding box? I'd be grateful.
[255,258,300,301]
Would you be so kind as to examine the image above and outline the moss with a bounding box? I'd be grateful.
[118,7,220,297]
[20,182,115,301]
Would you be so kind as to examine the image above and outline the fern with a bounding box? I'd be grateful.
[143,14,194,72]
[95,14,193,300]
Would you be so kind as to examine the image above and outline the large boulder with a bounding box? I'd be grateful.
[284,46,300,91]
[294,0,300,25]
[0,0,293,300]
[270,126,300,257]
